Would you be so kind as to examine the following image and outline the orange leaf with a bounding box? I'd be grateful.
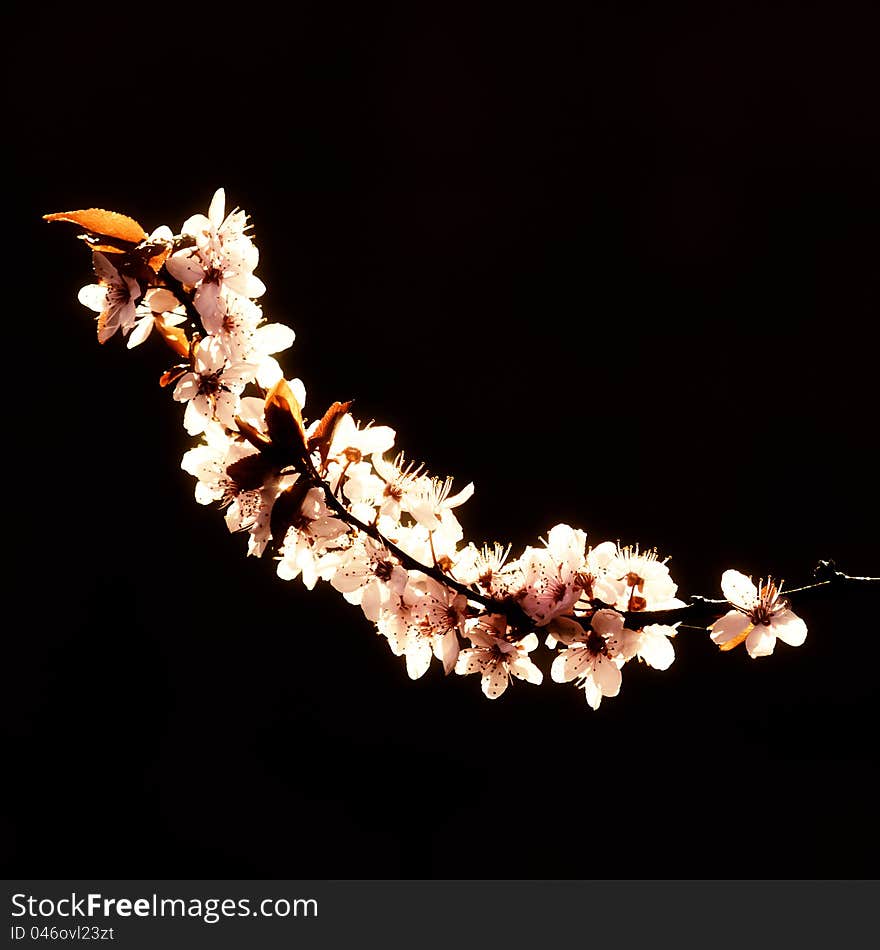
[233,416,272,452]
[159,366,187,388]
[269,478,312,553]
[147,245,171,273]
[44,208,147,244]
[308,399,354,467]
[153,319,190,358]
[81,241,127,254]
[264,378,307,454]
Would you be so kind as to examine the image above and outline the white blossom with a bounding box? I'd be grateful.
[550,609,627,709]
[172,336,256,435]
[128,287,186,349]
[410,577,466,675]
[455,615,543,699]
[403,474,474,532]
[166,187,265,326]
[77,252,140,343]
[593,544,686,612]
[324,537,409,622]
[515,524,589,626]
[711,570,807,658]
[276,487,349,588]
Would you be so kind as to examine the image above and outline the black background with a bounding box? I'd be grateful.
[6,2,879,878]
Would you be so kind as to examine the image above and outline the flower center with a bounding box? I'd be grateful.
[374,560,394,581]
[586,630,608,657]
[549,579,569,604]
[198,371,223,396]
[203,263,224,285]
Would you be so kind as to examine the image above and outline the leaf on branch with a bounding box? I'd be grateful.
[159,366,187,388]
[79,237,128,255]
[308,399,354,467]
[153,319,190,358]
[226,454,277,493]
[269,478,311,554]
[264,378,307,455]
[233,416,273,452]
[138,240,172,274]
[44,208,148,245]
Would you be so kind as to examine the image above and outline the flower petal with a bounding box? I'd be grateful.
[126,317,154,349]
[405,639,433,680]
[593,656,622,697]
[253,322,295,355]
[165,251,205,286]
[772,609,807,647]
[481,661,509,699]
[583,677,603,710]
[745,624,776,658]
[721,569,758,609]
[509,656,543,685]
[710,610,751,646]
[551,647,591,683]
[208,188,226,228]
[77,284,108,312]
[592,608,625,638]
[638,625,676,670]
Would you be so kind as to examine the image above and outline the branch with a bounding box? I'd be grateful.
[618,562,879,630]
[299,450,536,630]
[45,187,880,708]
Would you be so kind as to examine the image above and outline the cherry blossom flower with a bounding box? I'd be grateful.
[404,474,474,532]
[453,542,519,597]
[455,614,543,699]
[249,322,297,388]
[572,540,618,601]
[180,422,254,505]
[385,520,461,570]
[515,524,589,625]
[200,289,263,360]
[324,537,409,622]
[180,408,299,557]
[323,415,397,507]
[127,287,186,349]
[198,288,295,387]
[410,578,467,674]
[710,570,807,658]
[375,593,443,681]
[336,460,387,518]
[172,336,256,435]
[324,414,396,466]
[593,544,686,612]
[77,252,141,343]
[166,187,265,325]
[549,608,627,709]
[372,452,426,522]
[632,624,678,670]
[276,487,349,588]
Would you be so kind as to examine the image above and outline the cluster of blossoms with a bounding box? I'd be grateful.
[48,190,812,709]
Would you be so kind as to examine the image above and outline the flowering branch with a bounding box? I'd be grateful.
[45,191,878,709]
[301,459,537,630]
[616,564,878,626]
